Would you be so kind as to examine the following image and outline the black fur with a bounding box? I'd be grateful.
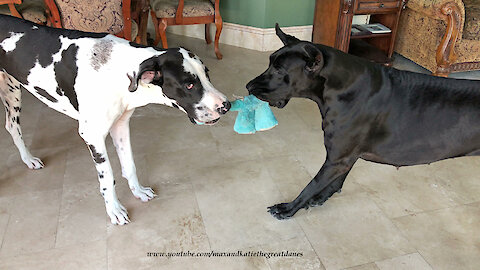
[247,25,480,220]
[134,50,205,120]
[54,44,79,111]
[88,144,106,164]
[0,15,105,85]
[34,86,58,102]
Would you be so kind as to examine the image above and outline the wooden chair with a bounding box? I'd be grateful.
[43,0,149,43]
[0,0,22,18]
[0,0,49,24]
[150,0,223,59]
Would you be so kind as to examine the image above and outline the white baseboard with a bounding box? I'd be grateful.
[161,23,313,52]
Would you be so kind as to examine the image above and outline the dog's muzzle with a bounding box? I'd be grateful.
[190,100,230,125]
[217,101,231,115]
[270,100,288,108]
[247,87,289,109]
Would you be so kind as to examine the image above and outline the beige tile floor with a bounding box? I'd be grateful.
[0,33,479,270]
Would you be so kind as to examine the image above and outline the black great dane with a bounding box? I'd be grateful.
[247,24,480,220]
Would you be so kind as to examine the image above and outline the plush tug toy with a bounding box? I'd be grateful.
[230,95,278,134]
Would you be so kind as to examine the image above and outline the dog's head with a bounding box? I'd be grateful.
[128,47,230,125]
[246,24,325,108]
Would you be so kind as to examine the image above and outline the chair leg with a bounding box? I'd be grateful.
[433,69,450,77]
[214,18,223,59]
[159,18,168,49]
[150,11,161,46]
[205,24,212,44]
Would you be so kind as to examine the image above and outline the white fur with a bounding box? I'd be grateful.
[0,32,24,52]
[1,33,226,225]
[179,48,227,122]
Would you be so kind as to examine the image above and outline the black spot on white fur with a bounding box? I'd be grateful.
[54,44,79,111]
[88,144,105,164]
[34,86,58,102]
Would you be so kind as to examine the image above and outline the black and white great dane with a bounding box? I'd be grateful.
[247,25,480,220]
[0,15,230,225]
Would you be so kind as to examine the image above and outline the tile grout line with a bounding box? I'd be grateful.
[262,159,326,269]
[0,238,103,260]
[0,210,11,252]
[189,180,214,253]
[390,201,477,220]
[296,216,328,270]
[416,250,435,270]
[52,146,71,250]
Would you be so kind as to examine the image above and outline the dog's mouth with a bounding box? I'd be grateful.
[268,99,289,109]
[248,90,289,109]
[189,117,220,125]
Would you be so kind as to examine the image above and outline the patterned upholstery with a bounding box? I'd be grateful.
[54,0,125,34]
[395,9,444,72]
[395,0,480,73]
[463,0,480,40]
[0,0,46,24]
[151,0,215,18]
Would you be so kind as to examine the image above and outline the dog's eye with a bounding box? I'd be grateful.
[185,83,194,90]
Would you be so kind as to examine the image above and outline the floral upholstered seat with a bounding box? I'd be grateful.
[150,0,223,59]
[44,0,142,42]
[151,0,215,18]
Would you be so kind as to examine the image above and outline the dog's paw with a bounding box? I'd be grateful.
[106,200,130,225]
[22,156,44,170]
[267,203,296,220]
[130,185,157,202]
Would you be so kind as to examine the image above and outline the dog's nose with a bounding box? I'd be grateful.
[217,101,231,114]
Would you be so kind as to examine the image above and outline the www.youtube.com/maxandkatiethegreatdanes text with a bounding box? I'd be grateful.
[147,250,304,259]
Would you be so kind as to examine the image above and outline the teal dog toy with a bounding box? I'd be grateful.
[230,95,278,134]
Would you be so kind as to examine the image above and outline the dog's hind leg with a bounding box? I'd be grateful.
[109,109,156,202]
[0,72,44,169]
[268,157,355,220]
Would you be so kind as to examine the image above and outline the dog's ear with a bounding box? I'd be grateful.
[302,44,324,73]
[127,57,164,92]
[127,72,138,92]
[275,23,300,46]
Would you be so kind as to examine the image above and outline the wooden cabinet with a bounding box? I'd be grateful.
[313,0,407,64]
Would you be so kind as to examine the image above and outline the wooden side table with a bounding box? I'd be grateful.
[313,0,407,64]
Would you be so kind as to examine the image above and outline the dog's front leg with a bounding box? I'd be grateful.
[80,129,130,225]
[110,109,156,202]
[268,157,355,220]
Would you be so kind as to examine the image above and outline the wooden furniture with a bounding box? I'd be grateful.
[313,0,407,64]
[0,0,22,18]
[44,0,147,43]
[395,0,480,77]
[0,0,49,24]
[150,0,223,59]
